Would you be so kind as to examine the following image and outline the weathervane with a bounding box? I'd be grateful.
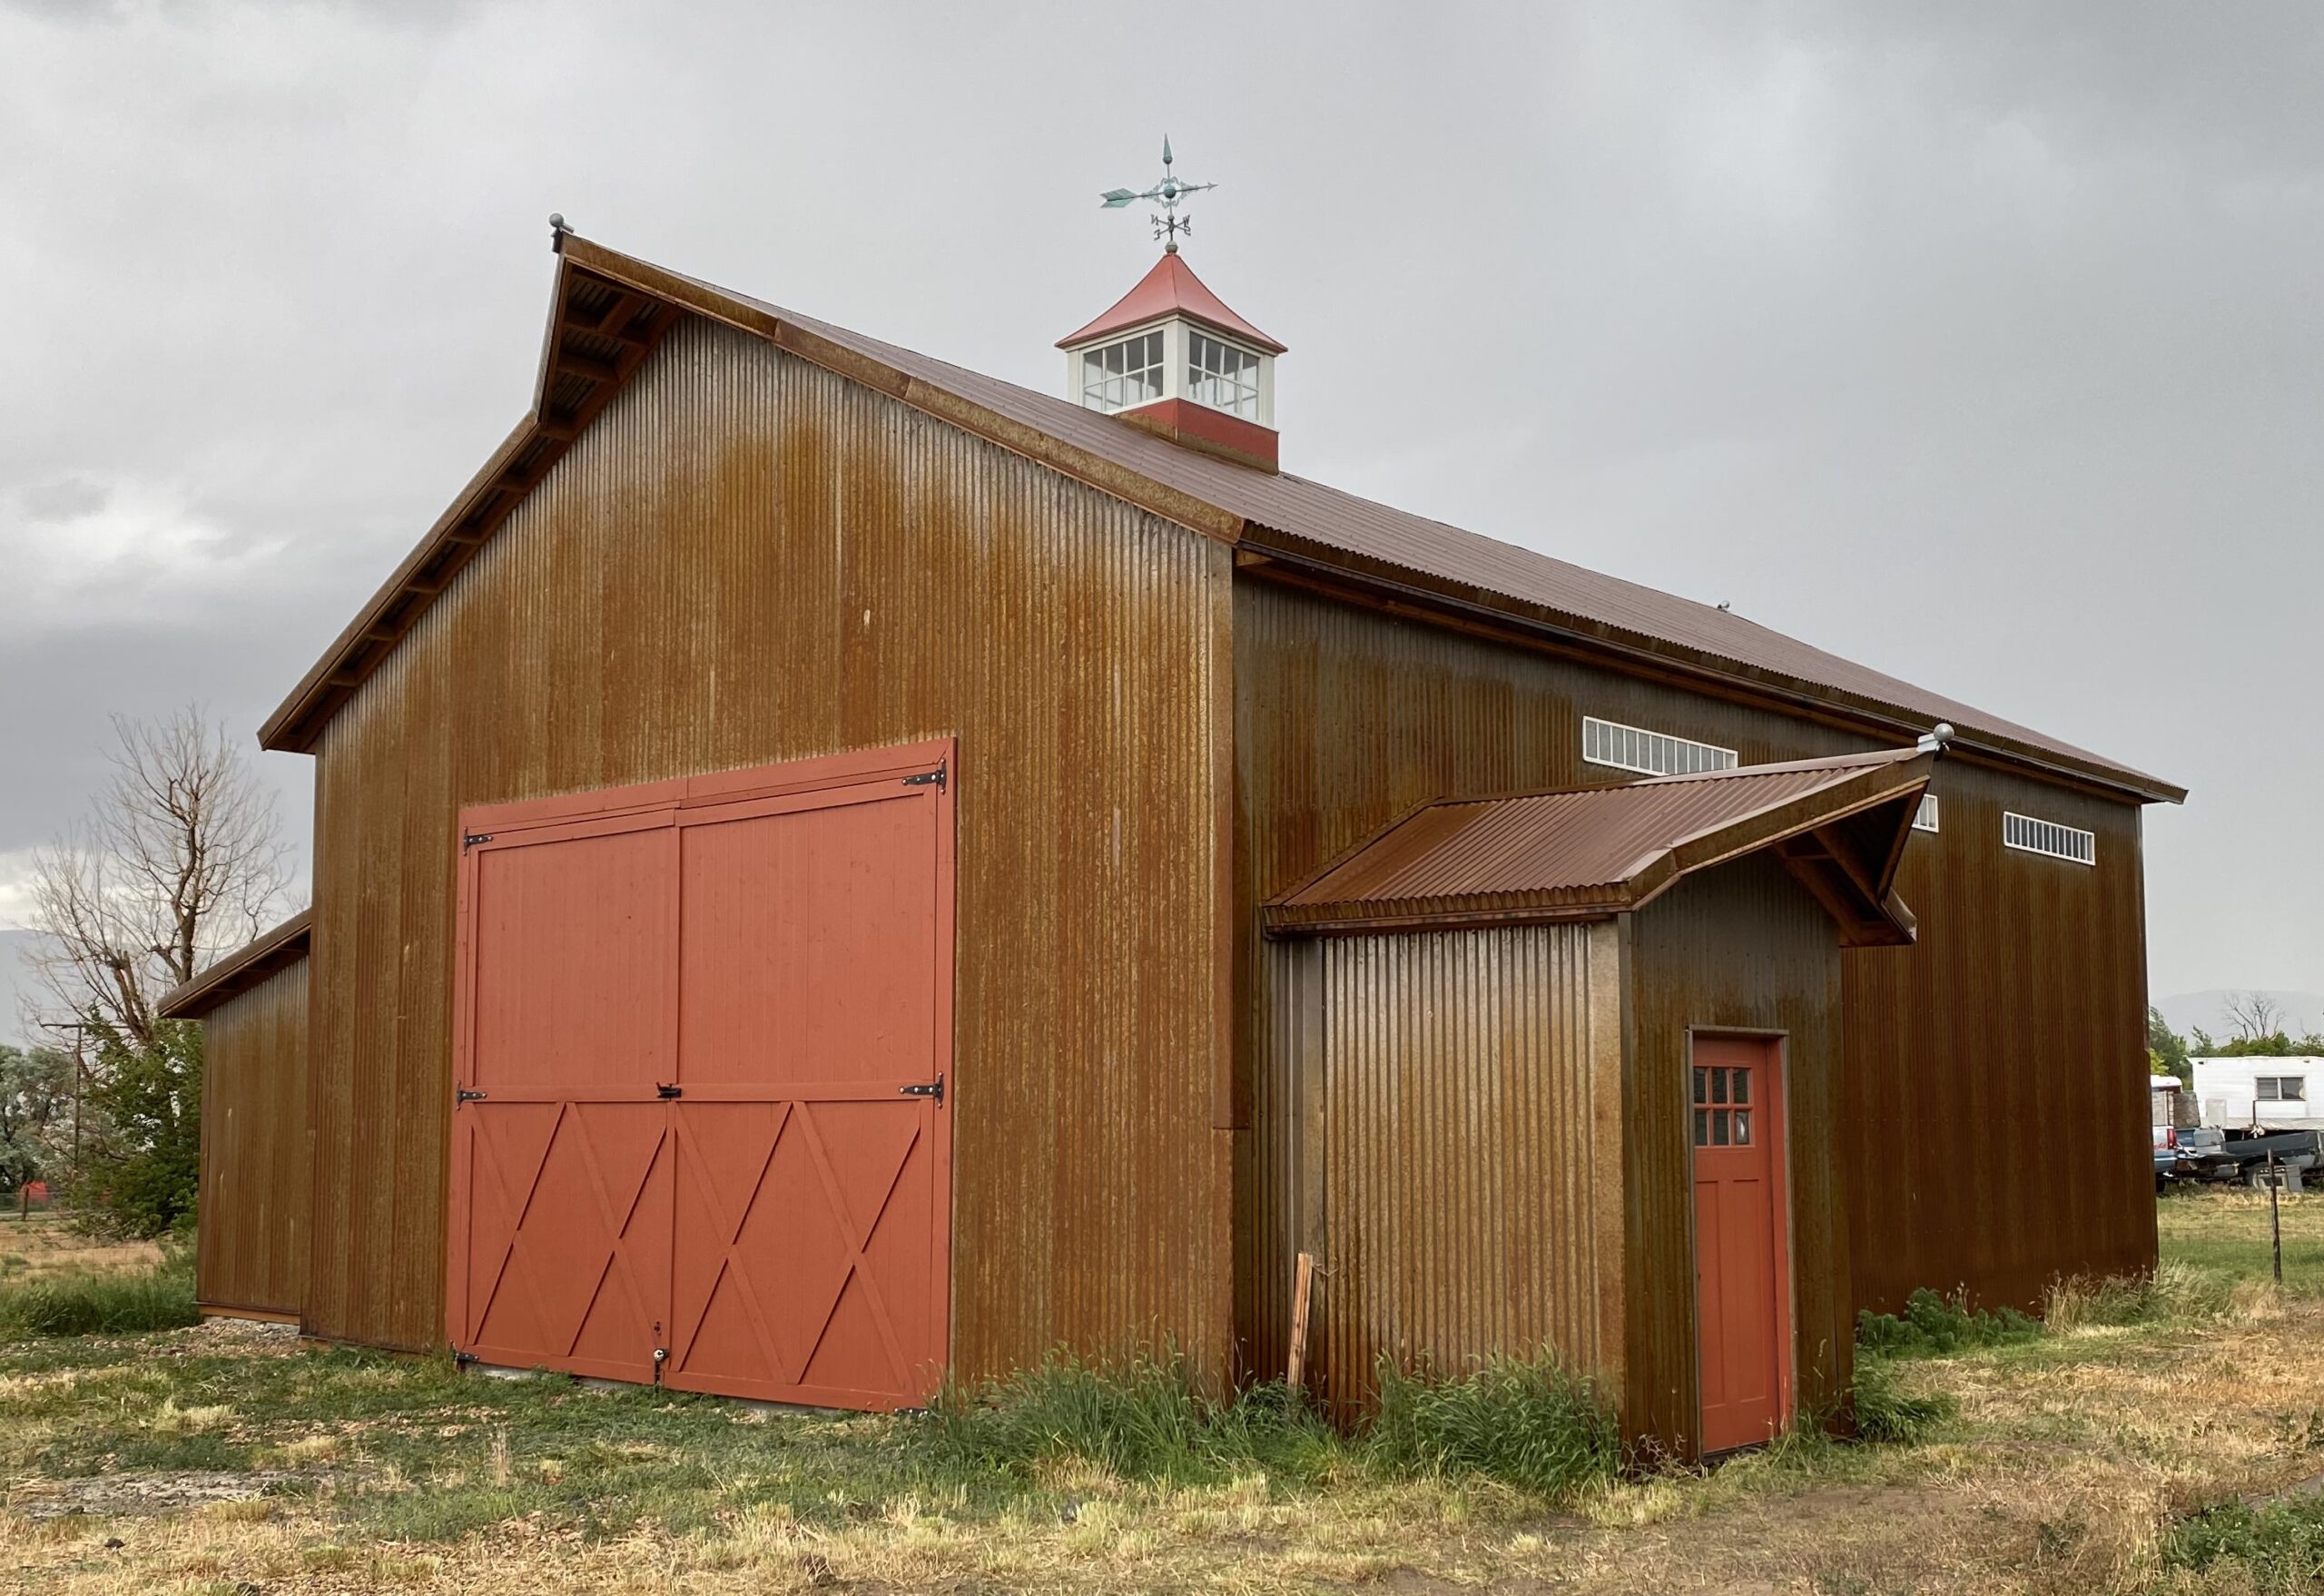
[1099,136,1216,253]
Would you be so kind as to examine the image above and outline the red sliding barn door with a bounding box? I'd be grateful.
[1690,1034,1793,1453]
[446,742,954,1411]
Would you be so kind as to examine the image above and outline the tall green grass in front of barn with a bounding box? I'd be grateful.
[923,1345,1623,1502]
[0,1241,198,1336]
[1366,1352,1621,1496]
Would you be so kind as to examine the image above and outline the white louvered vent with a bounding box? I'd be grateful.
[1914,794,1940,833]
[1581,716,1739,777]
[2003,811,2095,866]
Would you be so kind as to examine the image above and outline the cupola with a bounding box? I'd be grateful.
[1059,251,1286,471]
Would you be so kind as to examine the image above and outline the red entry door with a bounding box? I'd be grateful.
[446,743,954,1411]
[1691,1035,1792,1453]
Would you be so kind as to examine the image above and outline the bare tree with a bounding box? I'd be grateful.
[2223,990,2284,1044]
[22,709,294,1051]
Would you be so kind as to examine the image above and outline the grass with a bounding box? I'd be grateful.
[924,1349,1342,1488]
[0,1190,2317,1592]
[2163,1495,2324,1591]
[0,1244,197,1337]
[1367,1352,1620,1496]
[2156,1184,2324,1293]
[1857,1286,2041,1357]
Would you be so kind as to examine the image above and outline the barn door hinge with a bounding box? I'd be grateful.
[452,1347,478,1369]
[900,1074,944,1105]
[457,1088,487,1104]
[902,764,946,792]
[463,832,493,848]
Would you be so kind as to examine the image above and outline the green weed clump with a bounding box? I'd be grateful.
[926,1346,1621,1502]
[2163,1496,2324,1591]
[921,1349,1338,1487]
[1366,1352,1620,1499]
[1848,1355,1954,1445]
[0,1247,198,1337]
[1856,1287,2038,1358]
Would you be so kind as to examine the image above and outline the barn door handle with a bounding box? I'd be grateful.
[901,1075,944,1105]
[656,1083,683,1099]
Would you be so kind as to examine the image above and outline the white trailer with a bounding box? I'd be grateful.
[2190,1057,2324,1132]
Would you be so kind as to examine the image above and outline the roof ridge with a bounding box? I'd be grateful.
[256,233,2184,806]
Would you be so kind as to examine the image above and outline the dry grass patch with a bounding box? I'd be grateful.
[0,1189,2317,1592]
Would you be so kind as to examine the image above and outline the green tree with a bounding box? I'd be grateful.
[76,1019,201,1236]
[0,1043,74,1192]
[2193,1031,2324,1059]
[2149,1007,2190,1077]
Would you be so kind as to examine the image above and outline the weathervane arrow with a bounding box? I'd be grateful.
[1097,136,1216,252]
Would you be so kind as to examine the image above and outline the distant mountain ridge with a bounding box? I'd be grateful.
[0,930,44,1049]
[2159,989,2324,1043]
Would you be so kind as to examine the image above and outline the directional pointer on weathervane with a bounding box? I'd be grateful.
[1098,136,1216,253]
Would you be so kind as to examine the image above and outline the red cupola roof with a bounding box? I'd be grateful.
[1057,251,1286,354]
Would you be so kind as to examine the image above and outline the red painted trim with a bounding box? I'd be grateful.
[1116,398,1279,470]
[1056,251,1286,353]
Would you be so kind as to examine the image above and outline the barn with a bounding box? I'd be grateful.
[165,229,2183,1455]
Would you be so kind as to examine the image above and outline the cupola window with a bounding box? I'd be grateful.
[1079,331,1166,413]
[1187,330,1263,419]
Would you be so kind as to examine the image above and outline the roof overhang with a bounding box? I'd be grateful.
[1265,749,1935,947]
[1228,537,2183,806]
[157,910,313,1020]
[256,234,2181,811]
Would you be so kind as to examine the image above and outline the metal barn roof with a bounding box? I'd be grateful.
[157,910,313,1020]
[260,235,2182,807]
[1265,746,1934,943]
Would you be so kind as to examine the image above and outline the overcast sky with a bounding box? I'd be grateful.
[2,1,2318,1039]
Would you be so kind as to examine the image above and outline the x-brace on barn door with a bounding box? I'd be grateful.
[445,742,955,1412]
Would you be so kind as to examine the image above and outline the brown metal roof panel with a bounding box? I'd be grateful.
[1270,750,1932,936]
[1282,761,1882,908]
[158,909,314,1020]
[266,235,2181,804]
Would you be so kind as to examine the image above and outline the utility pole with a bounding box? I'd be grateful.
[45,1020,98,1198]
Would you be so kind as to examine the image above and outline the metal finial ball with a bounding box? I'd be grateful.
[548,212,568,233]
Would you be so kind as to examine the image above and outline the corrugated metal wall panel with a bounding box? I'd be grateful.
[1295,923,1624,1412]
[1235,578,1866,1378]
[195,957,309,1318]
[1624,854,1848,1455]
[306,315,1231,1376]
[1234,577,2153,1376]
[1842,764,2154,1313]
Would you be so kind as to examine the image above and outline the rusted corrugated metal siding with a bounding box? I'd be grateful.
[1236,577,1864,1378]
[307,314,1233,1376]
[1233,577,2152,1377]
[195,956,309,1319]
[1286,923,1623,1413]
[1842,763,2154,1314]
[1623,853,1848,1456]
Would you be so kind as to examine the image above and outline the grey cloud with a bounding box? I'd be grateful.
[16,478,109,521]
[0,0,2315,999]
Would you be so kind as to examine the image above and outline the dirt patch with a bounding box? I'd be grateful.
[181,1316,301,1352]
[5,1468,306,1522]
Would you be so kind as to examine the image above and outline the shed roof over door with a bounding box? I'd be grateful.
[1265,747,1934,946]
